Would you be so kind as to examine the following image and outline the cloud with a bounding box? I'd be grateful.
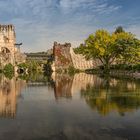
[2,0,139,52]
[59,0,121,15]
[127,25,140,39]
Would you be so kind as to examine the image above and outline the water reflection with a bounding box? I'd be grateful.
[0,75,26,118]
[53,73,140,116]
[0,73,140,139]
[52,73,73,99]
[1,72,140,118]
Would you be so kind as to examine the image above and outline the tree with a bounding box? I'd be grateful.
[77,29,140,73]
[114,26,125,34]
[116,37,140,65]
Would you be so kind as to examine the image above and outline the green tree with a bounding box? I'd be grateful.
[77,29,140,73]
[114,26,125,34]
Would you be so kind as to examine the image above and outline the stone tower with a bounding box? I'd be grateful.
[0,24,25,67]
[0,25,16,49]
[53,42,73,72]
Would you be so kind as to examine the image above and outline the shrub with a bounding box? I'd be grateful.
[3,63,14,79]
[68,66,80,75]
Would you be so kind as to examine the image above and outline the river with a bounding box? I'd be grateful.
[0,73,140,140]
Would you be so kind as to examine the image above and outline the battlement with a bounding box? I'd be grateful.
[0,24,15,32]
[0,24,16,46]
[0,24,25,66]
[52,42,100,71]
[53,42,71,49]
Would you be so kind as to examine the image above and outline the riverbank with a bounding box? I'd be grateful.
[109,70,140,79]
[85,69,140,80]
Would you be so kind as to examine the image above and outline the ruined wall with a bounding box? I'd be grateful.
[52,42,100,71]
[0,24,25,67]
[53,42,73,71]
[70,48,101,70]
[0,25,16,52]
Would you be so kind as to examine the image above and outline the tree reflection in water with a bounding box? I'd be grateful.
[80,74,140,116]
[53,73,140,116]
[1,72,140,118]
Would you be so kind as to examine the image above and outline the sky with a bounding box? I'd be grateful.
[0,0,140,52]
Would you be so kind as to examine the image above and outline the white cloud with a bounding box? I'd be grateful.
[0,0,123,52]
[59,0,121,15]
[127,25,140,39]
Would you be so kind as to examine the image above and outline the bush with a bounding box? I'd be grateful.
[110,64,140,72]
[68,66,80,75]
[26,60,41,73]
[17,63,28,73]
[18,63,28,70]
[133,64,140,72]
[3,63,14,79]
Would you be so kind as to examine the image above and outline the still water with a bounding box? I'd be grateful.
[0,73,140,140]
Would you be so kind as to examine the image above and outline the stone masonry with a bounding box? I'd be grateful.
[52,42,100,71]
[52,42,73,71]
[0,24,26,68]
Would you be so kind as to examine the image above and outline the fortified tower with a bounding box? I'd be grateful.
[53,42,73,72]
[0,25,16,52]
[0,24,25,67]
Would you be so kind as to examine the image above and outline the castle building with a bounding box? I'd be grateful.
[0,24,26,67]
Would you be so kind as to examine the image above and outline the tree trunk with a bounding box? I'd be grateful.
[104,61,110,74]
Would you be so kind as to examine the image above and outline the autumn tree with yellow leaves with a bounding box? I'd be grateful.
[75,29,140,73]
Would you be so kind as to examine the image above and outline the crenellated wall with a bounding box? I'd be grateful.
[53,42,73,71]
[0,24,26,67]
[52,42,101,71]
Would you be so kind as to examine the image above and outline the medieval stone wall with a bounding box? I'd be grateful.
[0,24,25,67]
[70,48,101,70]
[52,42,101,71]
[53,42,73,71]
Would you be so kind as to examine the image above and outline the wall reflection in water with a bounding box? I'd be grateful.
[0,75,26,118]
[53,73,140,116]
[53,74,73,99]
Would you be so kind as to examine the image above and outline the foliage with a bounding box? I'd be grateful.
[68,66,80,75]
[3,63,14,79]
[75,29,140,73]
[110,64,140,72]
[26,60,42,73]
[116,38,140,64]
[18,63,28,69]
[114,26,125,34]
[18,63,28,73]
[74,44,85,54]
[43,61,53,76]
